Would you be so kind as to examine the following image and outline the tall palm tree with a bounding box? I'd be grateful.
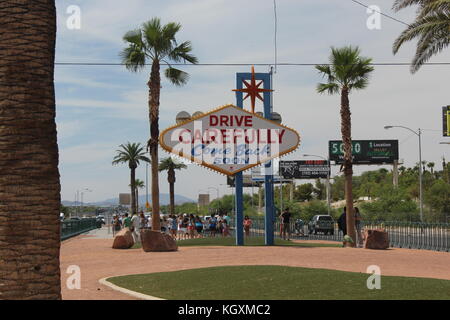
[113,143,150,216]
[0,0,61,300]
[120,17,198,231]
[159,157,187,215]
[134,179,145,211]
[316,46,374,246]
[393,0,450,73]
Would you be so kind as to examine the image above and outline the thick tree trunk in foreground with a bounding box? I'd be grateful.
[148,61,161,231]
[340,87,356,246]
[0,0,61,299]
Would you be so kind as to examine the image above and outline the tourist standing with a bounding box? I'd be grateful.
[130,213,140,242]
[243,215,252,237]
[112,215,122,236]
[208,214,217,237]
[280,207,292,240]
[354,207,363,247]
[338,207,347,236]
[123,213,132,229]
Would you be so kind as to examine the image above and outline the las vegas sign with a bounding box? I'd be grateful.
[160,104,301,176]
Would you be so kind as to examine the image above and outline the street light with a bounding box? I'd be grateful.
[384,125,423,221]
[80,188,92,214]
[207,187,220,200]
[303,154,332,215]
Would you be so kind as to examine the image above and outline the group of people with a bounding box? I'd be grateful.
[112,211,234,241]
[164,213,233,239]
[337,206,364,247]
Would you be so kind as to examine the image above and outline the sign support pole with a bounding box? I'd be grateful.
[235,75,244,246]
[264,71,274,246]
[235,70,274,246]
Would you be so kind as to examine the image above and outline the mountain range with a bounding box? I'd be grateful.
[62,194,195,207]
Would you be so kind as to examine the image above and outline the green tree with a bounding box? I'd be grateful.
[121,17,198,231]
[313,179,326,200]
[112,143,150,215]
[316,46,374,245]
[301,201,329,221]
[393,0,450,73]
[159,157,187,215]
[424,179,450,221]
[294,183,314,202]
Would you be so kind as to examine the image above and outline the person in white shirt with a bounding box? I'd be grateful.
[131,213,140,243]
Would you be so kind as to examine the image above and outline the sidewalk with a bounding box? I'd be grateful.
[60,227,450,300]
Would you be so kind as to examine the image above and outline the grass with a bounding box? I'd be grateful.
[107,265,450,300]
[131,236,342,249]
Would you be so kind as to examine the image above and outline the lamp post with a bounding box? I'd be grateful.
[80,188,92,215]
[385,125,423,221]
[207,187,220,200]
[303,154,331,216]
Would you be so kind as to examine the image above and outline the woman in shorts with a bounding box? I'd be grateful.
[195,216,203,238]
[243,215,252,237]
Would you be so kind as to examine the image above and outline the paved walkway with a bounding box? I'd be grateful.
[60,227,450,300]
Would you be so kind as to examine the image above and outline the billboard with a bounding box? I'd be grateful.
[329,140,399,164]
[280,160,330,179]
[119,193,131,205]
[198,194,210,207]
[443,106,450,137]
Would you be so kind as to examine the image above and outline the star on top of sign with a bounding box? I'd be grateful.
[233,66,273,114]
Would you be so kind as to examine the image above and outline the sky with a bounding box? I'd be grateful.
[54,0,450,203]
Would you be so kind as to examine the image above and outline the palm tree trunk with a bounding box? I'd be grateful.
[136,189,139,212]
[340,87,356,246]
[0,0,61,299]
[168,169,176,215]
[148,60,161,231]
[130,167,136,215]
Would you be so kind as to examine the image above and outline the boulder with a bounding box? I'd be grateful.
[364,229,389,250]
[112,228,135,249]
[140,229,178,252]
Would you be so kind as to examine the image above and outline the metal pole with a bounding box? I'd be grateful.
[279,178,283,213]
[146,162,149,210]
[264,69,274,245]
[327,158,331,215]
[418,128,423,222]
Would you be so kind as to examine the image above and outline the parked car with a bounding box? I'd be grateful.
[308,215,335,235]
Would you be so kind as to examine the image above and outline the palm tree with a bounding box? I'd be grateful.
[120,17,198,231]
[113,143,150,216]
[135,179,145,211]
[393,0,450,73]
[159,157,187,215]
[427,162,435,175]
[316,46,374,246]
[0,0,61,300]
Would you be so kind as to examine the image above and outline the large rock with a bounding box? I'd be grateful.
[364,229,389,250]
[112,228,135,249]
[140,229,178,252]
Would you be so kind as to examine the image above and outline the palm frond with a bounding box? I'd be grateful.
[169,41,199,64]
[317,83,340,95]
[165,67,189,86]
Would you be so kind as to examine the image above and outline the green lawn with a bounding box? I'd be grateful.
[131,236,342,249]
[107,265,450,300]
